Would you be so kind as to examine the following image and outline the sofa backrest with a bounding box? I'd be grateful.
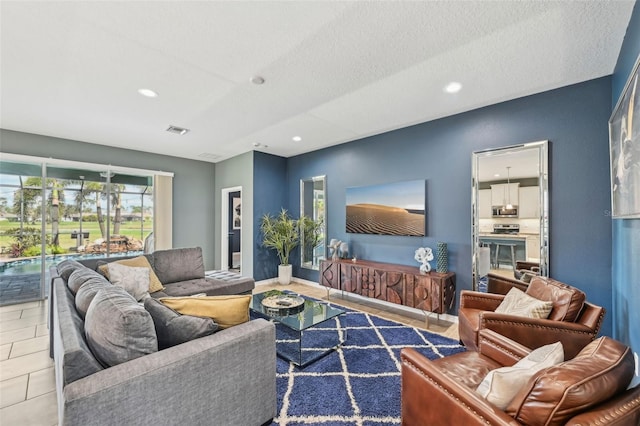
[525,277,586,322]
[79,254,151,271]
[152,247,205,284]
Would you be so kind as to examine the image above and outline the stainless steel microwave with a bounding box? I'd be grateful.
[492,205,518,218]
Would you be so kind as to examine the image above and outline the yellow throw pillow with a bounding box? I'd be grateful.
[99,256,164,293]
[159,295,251,329]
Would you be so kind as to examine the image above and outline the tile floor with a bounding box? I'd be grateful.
[0,300,57,426]
[0,282,459,425]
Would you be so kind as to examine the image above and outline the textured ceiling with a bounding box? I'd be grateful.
[0,1,635,163]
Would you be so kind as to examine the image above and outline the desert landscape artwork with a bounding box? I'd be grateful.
[346,180,425,236]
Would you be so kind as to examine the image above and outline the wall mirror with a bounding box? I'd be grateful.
[472,141,549,291]
[300,175,326,270]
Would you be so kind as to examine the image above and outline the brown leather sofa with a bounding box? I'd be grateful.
[401,335,640,425]
[488,261,539,294]
[459,276,605,359]
[487,272,528,294]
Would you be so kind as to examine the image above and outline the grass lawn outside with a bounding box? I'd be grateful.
[0,219,152,257]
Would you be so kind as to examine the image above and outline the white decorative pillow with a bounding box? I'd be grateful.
[476,341,564,409]
[495,287,553,319]
[107,262,150,301]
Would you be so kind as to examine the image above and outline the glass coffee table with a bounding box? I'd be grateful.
[250,291,347,367]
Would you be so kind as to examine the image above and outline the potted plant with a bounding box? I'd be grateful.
[260,208,300,284]
[300,215,324,267]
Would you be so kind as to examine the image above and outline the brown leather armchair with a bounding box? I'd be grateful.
[459,277,605,359]
[488,261,539,294]
[401,335,640,425]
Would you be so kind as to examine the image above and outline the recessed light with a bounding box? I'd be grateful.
[138,88,158,98]
[443,82,462,94]
[494,173,500,177]
[292,136,302,142]
[250,76,265,85]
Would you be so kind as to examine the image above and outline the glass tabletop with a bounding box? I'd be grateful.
[250,291,345,332]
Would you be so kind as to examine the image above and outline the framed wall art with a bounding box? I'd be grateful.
[610,53,640,218]
[345,179,425,236]
[232,197,241,229]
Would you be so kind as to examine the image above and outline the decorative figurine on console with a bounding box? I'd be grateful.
[339,242,349,259]
[329,239,342,261]
[414,247,434,273]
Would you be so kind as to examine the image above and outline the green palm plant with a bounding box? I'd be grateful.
[300,214,323,264]
[260,208,300,266]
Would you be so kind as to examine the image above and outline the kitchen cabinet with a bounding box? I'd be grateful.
[478,189,492,218]
[526,235,541,261]
[491,183,519,207]
[519,186,540,218]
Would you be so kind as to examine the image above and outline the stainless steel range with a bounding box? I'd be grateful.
[492,224,520,235]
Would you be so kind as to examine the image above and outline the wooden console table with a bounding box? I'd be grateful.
[319,258,456,315]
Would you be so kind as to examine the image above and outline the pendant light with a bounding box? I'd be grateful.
[505,166,513,210]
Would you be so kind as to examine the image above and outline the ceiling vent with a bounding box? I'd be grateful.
[198,153,221,161]
[166,125,190,135]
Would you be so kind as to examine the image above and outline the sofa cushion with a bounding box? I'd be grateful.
[205,271,255,295]
[153,247,204,284]
[57,259,85,281]
[525,277,586,322]
[74,276,111,318]
[495,288,553,319]
[107,262,150,301]
[85,286,158,367]
[144,298,218,349]
[158,278,228,297]
[67,267,105,295]
[476,342,564,409]
[159,295,250,329]
[98,256,164,293]
[506,337,635,426]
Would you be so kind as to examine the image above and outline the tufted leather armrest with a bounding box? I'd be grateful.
[565,384,640,426]
[460,290,505,311]
[477,329,530,366]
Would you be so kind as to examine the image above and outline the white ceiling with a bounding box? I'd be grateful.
[0,1,635,164]
[477,147,541,182]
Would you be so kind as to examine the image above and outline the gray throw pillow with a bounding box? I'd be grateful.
[57,259,85,281]
[107,262,150,301]
[85,286,158,367]
[144,298,218,349]
[67,268,105,295]
[75,276,111,318]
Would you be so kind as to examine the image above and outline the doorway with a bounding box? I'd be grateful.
[221,186,242,273]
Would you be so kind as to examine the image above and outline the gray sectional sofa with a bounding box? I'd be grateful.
[49,247,276,426]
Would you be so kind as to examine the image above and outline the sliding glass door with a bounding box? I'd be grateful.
[0,158,47,304]
[0,156,157,306]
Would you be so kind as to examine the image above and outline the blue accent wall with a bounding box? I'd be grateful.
[612,0,640,386]
[253,151,288,281]
[285,77,614,335]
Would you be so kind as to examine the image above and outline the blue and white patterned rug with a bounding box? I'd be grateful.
[263,301,465,426]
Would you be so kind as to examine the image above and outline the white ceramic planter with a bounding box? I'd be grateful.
[278,264,292,285]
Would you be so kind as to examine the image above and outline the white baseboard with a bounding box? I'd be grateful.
[255,275,458,324]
